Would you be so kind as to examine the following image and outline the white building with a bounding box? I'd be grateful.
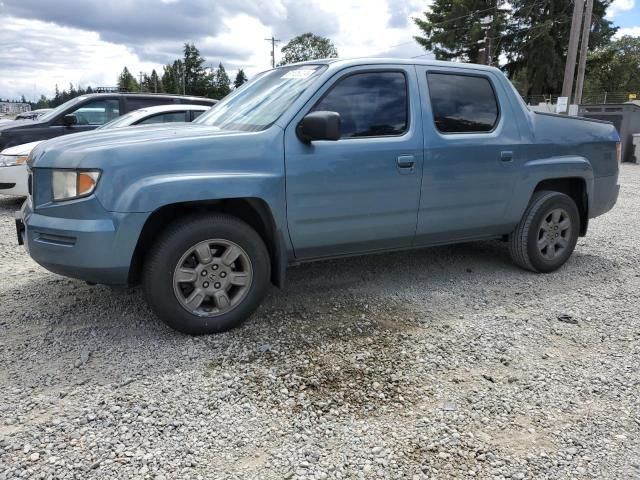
[0,102,31,114]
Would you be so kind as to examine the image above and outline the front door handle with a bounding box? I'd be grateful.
[396,155,416,169]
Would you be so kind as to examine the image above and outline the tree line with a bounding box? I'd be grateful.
[22,13,640,110]
[117,43,248,99]
[414,0,640,98]
[28,33,338,109]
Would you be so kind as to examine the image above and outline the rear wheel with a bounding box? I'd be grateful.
[143,214,270,335]
[509,191,580,273]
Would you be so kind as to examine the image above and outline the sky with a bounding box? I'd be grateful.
[0,0,639,101]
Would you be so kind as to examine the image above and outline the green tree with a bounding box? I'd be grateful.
[211,63,231,99]
[53,85,61,107]
[585,35,640,96]
[147,69,163,93]
[35,95,49,109]
[117,67,140,92]
[502,0,616,96]
[279,33,338,66]
[414,0,508,65]
[183,43,210,96]
[162,60,184,94]
[233,69,248,88]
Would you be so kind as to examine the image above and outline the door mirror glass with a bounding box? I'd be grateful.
[62,114,78,127]
[296,111,341,143]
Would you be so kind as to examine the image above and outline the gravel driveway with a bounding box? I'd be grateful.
[1,165,639,480]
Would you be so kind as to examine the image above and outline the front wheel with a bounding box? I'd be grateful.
[509,191,580,273]
[143,214,271,335]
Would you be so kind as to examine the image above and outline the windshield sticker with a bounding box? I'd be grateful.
[281,69,317,79]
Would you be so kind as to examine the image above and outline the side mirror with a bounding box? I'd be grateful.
[296,111,341,143]
[62,114,77,127]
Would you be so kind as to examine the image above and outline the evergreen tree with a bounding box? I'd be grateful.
[503,0,616,96]
[162,60,184,94]
[183,43,210,96]
[211,63,231,99]
[414,0,507,64]
[35,95,49,109]
[233,69,248,88]
[147,69,163,93]
[279,33,338,65]
[53,85,61,107]
[117,67,140,92]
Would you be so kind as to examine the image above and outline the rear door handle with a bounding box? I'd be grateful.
[396,155,415,169]
[501,151,514,162]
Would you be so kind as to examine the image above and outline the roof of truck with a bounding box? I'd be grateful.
[284,57,502,74]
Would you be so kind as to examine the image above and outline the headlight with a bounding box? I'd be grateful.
[52,170,101,201]
[0,154,28,167]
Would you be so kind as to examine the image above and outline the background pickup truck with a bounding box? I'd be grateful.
[18,58,620,335]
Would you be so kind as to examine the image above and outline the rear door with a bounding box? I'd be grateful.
[414,67,522,244]
[284,65,424,259]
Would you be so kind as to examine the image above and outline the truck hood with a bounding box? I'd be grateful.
[29,123,248,168]
[2,140,43,156]
[0,119,46,132]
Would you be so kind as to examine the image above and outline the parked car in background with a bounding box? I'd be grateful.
[0,93,217,151]
[17,59,620,335]
[0,104,210,197]
[14,109,53,121]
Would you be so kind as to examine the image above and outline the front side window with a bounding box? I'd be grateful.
[427,73,499,133]
[312,71,408,138]
[137,111,187,125]
[71,99,120,126]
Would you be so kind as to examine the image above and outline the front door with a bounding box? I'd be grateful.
[284,66,424,259]
[49,97,121,138]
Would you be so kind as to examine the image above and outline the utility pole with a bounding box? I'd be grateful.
[139,71,144,91]
[265,36,280,68]
[479,15,494,65]
[574,0,594,105]
[561,0,585,102]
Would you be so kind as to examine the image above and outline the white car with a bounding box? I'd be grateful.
[0,104,210,197]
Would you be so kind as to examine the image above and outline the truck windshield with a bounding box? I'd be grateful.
[195,64,327,132]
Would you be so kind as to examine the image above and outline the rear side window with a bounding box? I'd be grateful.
[312,71,408,138]
[137,111,187,125]
[191,110,205,121]
[427,73,499,133]
[126,97,176,111]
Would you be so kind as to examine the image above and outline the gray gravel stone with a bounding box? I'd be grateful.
[0,165,639,479]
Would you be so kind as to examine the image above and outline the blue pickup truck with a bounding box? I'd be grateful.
[17,59,620,335]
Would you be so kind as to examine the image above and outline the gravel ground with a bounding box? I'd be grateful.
[1,165,639,480]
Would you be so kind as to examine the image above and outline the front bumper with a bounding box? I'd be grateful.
[0,164,28,197]
[17,199,149,285]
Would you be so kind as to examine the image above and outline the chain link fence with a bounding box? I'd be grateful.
[523,92,637,106]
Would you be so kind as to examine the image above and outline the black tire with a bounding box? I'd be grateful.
[142,213,270,335]
[509,190,580,273]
